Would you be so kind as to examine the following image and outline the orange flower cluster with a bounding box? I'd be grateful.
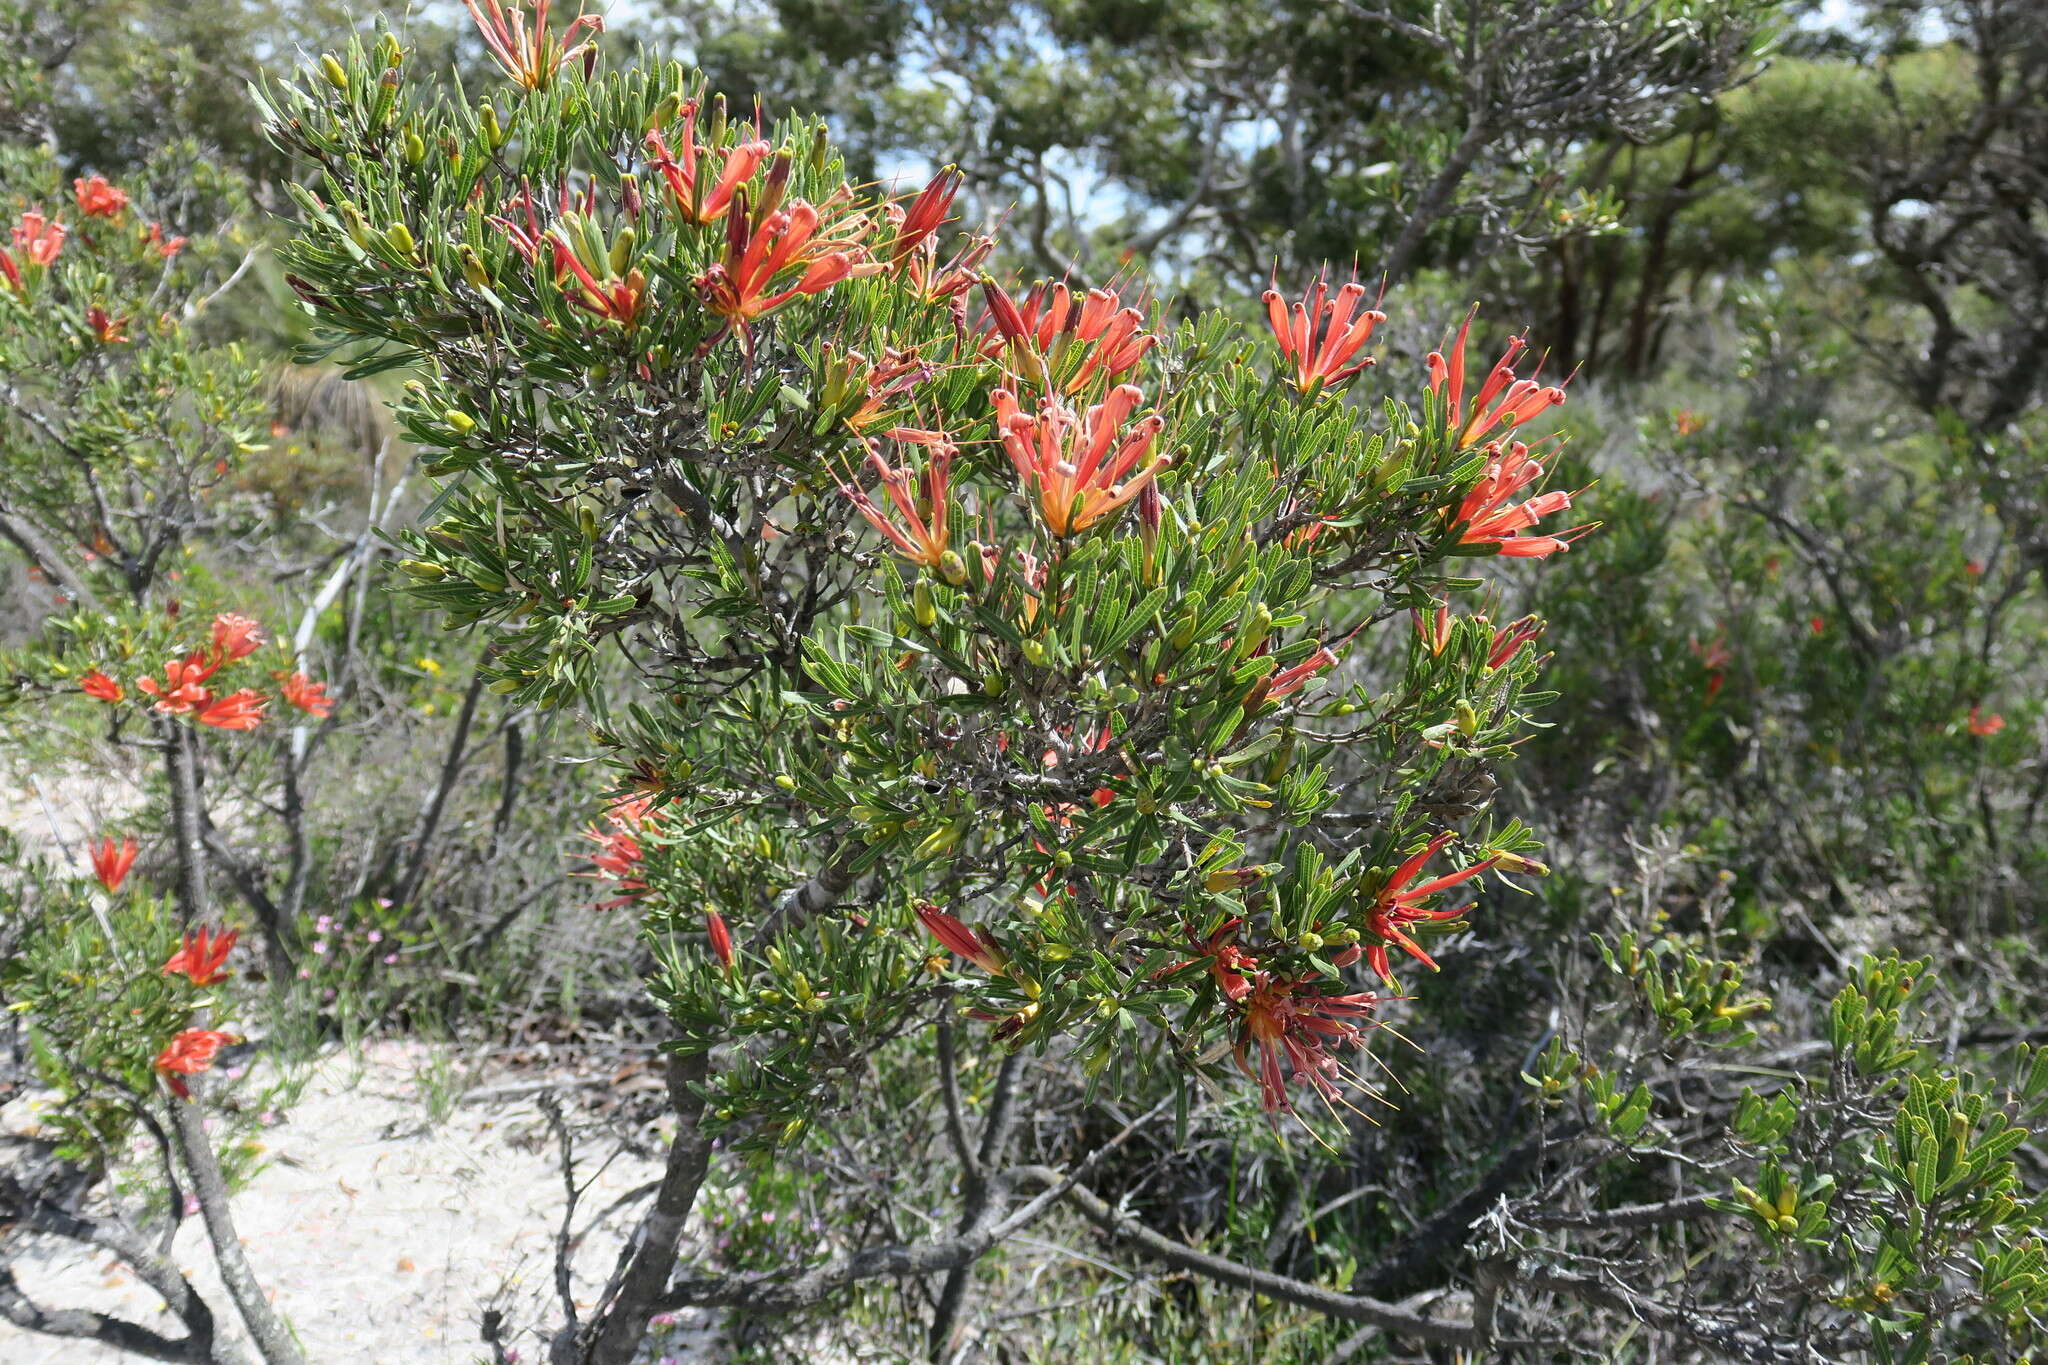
[78,612,336,731]
[993,385,1169,537]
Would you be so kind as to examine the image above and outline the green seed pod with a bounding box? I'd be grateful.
[398,559,445,580]
[607,226,635,277]
[912,579,938,628]
[460,246,491,289]
[442,409,475,433]
[577,502,599,542]
[319,54,350,92]
[384,221,415,256]
[480,102,505,149]
[378,32,403,68]
[646,93,680,131]
[938,549,968,586]
[404,129,427,164]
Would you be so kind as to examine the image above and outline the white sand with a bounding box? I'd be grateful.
[0,1040,720,1364]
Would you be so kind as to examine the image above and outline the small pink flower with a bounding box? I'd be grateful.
[383,953,399,965]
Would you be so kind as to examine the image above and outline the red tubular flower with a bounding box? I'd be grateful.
[580,796,657,908]
[13,210,66,266]
[1451,443,1589,558]
[144,222,187,258]
[696,191,879,357]
[137,654,216,714]
[211,613,265,662]
[1486,615,1544,669]
[980,279,1155,394]
[992,385,1169,537]
[1968,706,2005,737]
[73,175,129,219]
[549,234,646,326]
[645,101,770,227]
[1692,633,1730,702]
[155,1028,237,1099]
[1263,276,1386,393]
[461,0,603,90]
[280,672,335,719]
[1414,603,1453,657]
[1427,313,1568,450]
[820,344,933,434]
[81,669,124,702]
[196,689,267,731]
[1363,833,1496,985]
[1262,646,1338,703]
[163,927,239,987]
[86,306,129,344]
[90,836,138,893]
[914,901,1005,975]
[884,166,962,267]
[706,909,734,969]
[1171,917,1257,1002]
[839,432,956,570]
[1233,972,1386,1116]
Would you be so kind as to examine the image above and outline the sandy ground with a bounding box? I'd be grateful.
[0,1040,721,1364]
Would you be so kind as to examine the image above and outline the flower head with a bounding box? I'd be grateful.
[196,689,267,731]
[211,613,265,662]
[549,219,646,326]
[884,167,963,268]
[86,306,129,345]
[163,927,239,987]
[1175,917,1256,1002]
[1451,443,1589,558]
[992,385,1169,537]
[1263,276,1386,393]
[706,909,734,970]
[696,191,879,357]
[580,796,658,908]
[461,0,603,90]
[1968,705,2005,737]
[1362,833,1495,985]
[155,1028,237,1099]
[1486,615,1545,669]
[280,672,335,719]
[144,222,187,259]
[73,175,129,219]
[645,100,770,227]
[13,210,66,266]
[81,669,124,702]
[1233,972,1385,1116]
[839,432,957,570]
[1427,312,1568,449]
[137,654,216,714]
[90,836,138,893]
[981,279,1154,395]
[914,901,1005,975]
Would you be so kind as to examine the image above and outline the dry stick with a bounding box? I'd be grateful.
[390,666,488,912]
[0,1179,237,1364]
[927,1046,1027,1359]
[165,1091,306,1365]
[0,1267,210,1363]
[1009,1166,1479,1348]
[571,1051,715,1365]
[160,722,210,925]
